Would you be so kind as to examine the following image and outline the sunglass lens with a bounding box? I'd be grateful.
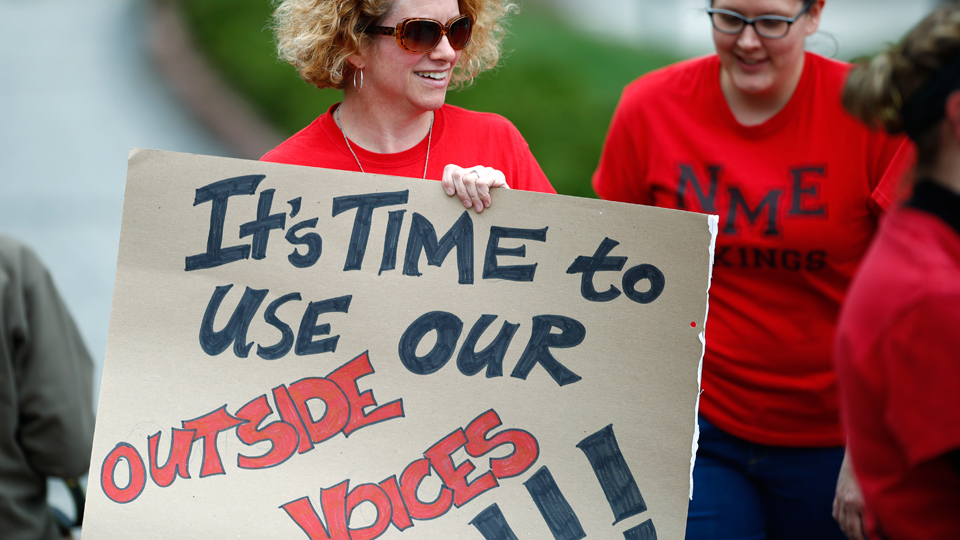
[448,17,472,50]
[402,20,442,52]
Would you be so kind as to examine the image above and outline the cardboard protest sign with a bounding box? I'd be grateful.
[83,149,716,539]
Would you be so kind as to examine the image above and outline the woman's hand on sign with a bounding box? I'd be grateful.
[442,164,509,214]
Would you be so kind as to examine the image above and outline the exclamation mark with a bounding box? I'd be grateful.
[577,424,657,538]
[471,425,657,539]
[624,519,657,540]
[524,467,587,540]
[470,468,585,540]
[470,504,519,540]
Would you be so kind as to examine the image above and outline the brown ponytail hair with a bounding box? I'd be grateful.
[843,3,960,168]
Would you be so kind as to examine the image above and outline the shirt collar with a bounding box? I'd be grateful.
[907,179,960,236]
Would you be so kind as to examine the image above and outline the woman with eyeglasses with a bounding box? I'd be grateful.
[593,0,914,538]
[262,0,555,208]
[835,5,960,539]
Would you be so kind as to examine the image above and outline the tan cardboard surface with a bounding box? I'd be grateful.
[83,149,716,539]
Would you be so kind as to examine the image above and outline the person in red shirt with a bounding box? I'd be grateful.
[262,0,555,202]
[593,0,914,538]
[836,5,960,538]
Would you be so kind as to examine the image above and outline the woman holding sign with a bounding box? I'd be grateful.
[593,0,914,538]
[836,4,960,538]
[262,0,555,209]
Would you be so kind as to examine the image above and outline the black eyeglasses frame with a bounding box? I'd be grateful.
[706,1,814,39]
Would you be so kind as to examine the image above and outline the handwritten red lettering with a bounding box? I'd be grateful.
[99,352,404,504]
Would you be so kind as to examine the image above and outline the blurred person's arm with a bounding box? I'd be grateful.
[5,238,95,478]
[833,450,866,540]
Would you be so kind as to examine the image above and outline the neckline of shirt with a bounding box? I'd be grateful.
[321,103,446,172]
[712,51,815,139]
[908,179,960,237]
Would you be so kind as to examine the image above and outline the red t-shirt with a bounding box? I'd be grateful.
[261,103,556,194]
[835,183,960,539]
[593,52,914,446]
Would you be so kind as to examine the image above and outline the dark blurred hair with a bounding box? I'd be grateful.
[843,3,960,168]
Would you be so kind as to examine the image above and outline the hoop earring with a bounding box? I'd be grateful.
[354,68,364,94]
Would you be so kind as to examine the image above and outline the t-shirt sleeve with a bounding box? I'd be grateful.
[503,122,556,194]
[869,134,916,213]
[883,293,960,468]
[260,115,332,168]
[592,86,652,205]
[261,133,317,167]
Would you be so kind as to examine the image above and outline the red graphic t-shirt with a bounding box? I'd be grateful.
[262,104,556,195]
[593,52,915,446]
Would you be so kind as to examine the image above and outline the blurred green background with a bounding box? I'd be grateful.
[178,0,679,198]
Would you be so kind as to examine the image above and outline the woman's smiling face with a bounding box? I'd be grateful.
[712,0,822,101]
[358,0,463,116]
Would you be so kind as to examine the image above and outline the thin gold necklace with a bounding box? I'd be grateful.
[334,106,433,179]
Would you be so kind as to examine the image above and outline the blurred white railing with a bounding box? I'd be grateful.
[536,0,940,59]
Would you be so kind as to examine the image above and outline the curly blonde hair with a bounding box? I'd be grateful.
[843,3,960,165]
[273,0,516,90]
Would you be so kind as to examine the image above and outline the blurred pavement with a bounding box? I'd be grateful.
[546,0,939,58]
[0,0,230,528]
[0,0,229,401]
